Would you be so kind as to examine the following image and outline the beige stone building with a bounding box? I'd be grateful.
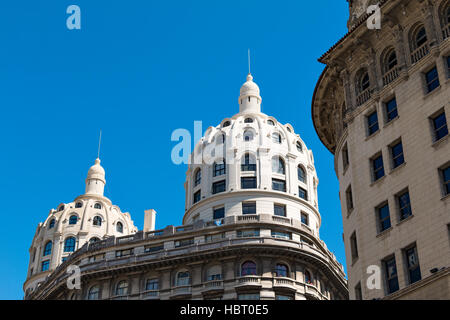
[312,0,450,299]
[24,73,348,300]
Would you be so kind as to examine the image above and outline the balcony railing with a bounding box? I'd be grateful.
[383,66,400,86]
[410,43,429,64]
[272,215,291,224]
[273,277,295,287]
[204,280,224,289]
[141,290,159,299]
[237,215,259,222]
[356,89,371,107]
[171,286,192,295]
[443,24,450,40]
[237,276,261,285]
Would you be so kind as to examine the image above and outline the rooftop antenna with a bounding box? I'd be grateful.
[248,49,251,74]
[97,130,102,159]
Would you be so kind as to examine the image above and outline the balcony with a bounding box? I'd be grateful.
[410,43,429,64]
[383,66,400,86]
[236,276,262,288]
[443,24,450,40]
[356,88,371,107]
[203,280,224,293]
[171,286,192,298]
[273,277,296,290]
[272,215,291,225]
[237,215,259,222]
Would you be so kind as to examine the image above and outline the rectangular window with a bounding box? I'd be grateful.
[350,232,359,261]
[390,140,405,169]
[146,279,159,291]
[342,144,349,169]
[447,56,450,78]
[441,165,450,196]
[272,179,286,192]
[213,162,226,177]
[346,185,354,212]
[271,231,291,240]
[432,112,448,142]
[145,244,164,253]
[41,260,50,272]
[242,202,256,215]
[404,245,421,284]
[425,66,440,93]
[175,238,195,248]
[397,190,412,220]
[193,190,201,204]
[213,207,225,220]
[205,233,225,243]
[116,248,134,258]
[237,229,260,238]
[384,256,399,294]
[377,203,391,233]
[372,154,385,181]
[298,187,308,200]
[241,177,257,189]
[274,204,286,217]
[367,111,379,136]
[385,98,398,123]
[212,180,226,194]
[238,294,260,300]
[301,212,309,226]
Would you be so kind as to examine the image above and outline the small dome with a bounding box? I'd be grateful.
[87,158,105,181]
[239,74,260,97]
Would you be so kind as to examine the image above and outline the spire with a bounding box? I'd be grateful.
[239,73,262,114]
[85,158,106,196]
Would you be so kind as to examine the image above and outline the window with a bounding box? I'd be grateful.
[397,191,412,220]
[241,177,256,189]
[425,67,440,93]
[176,272,190,286]
[274,264,288,277]
[213,160,226,177]
[385,50,398,72]
[145,244,164,253]
[442,165,450,196]
[384,256,399,294]
[272,132,282,144]
[238,293,260,300]
[377,203,391,233]
[350,232,358,261]
[243,130,254,142]
[237,229,260,238]
[296,141,303,152]
[88,285,100,300]
[194,169,201,187]
[175,238,194,248]
[242,202,256,215]
[359,72,370,92]
[346,185,354,212]
[267,119,275,126]
[244,118,253,123]
[298,166,306,183]
[367,111,379,136]
[68,215,78,225]
[212,180,226,194]
[48,219,55,229]
[274,204,286,217]
[64,237,76,252]
[385,98,398,123]
[271,231,291,240]
[342,144,349,169]
[43,241,52,256]
[372,154,385,181]
[216,134,225,144]
[241,261,257,276]
[301,213,309,225]
[115,281,128,296]
[241,154,256,171]
[213,207,225,220]
[390,140,405,169]
[193,190,201,204]
[93,216,102,226]
[89,237,100,244]
[75,202,82,208]
[415,26,427,48]
[272,179,286,192]
[404,245,421,284]
[58,205,65,212]
[94,203,102,209]
[205,233,225,242]
[275,294,293,300]
[272,157,285,174]
[146,279,159,291]
[298,187,308,200]
[304,270,312,284]
[41,260,50,272]
[116,222,123,233]
[432,112,448,142]
[222,121,231,128]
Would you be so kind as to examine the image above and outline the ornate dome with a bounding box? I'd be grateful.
[239,74,260,97]
[87,158,106,182]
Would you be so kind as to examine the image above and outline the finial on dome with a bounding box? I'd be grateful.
[247,73,253,82]
[239,72,261,114]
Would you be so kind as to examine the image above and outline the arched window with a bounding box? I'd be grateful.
[115,281,128,296]
[43,241,52,256]
[58,205,65,212]
[216,134,225,145]
[222,121,231,128]
[116,222,123,233]
[274,264,289,277]
[414,26,427,49]
[94,203,102,209]
[305,270,312,284]
[89,237,100,244]
[244,118,254,123]
[272,132,282,144]
[440,3,450,39]
[213,159,226,177]
[64,237,76,252]
[176,271,190,286]
[194,169,201,187]
[75,202,83,208]
[298,166,306,183]
[296,141,303,152]
[243,130,254,142]
[241,261,257,276]
[357,71,370,94]
[68,215,78,225]
[48,219,55,229]
[93,216,102,226]
[87,285,100,300]
[267,119,275,126]
[241,154,256,172]
[272,157,285,175]
[382,48,398,74]
[207,265,222,281]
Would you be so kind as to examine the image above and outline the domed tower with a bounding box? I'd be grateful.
[23,158,137,297]
[184,73,321,237]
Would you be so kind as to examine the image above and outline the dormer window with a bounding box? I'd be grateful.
[222,121,231,128]
[94,203,102,210]
[116,222,123,233]
[243,130,254,142]
[272,132,282,144]
[48,219,55,229]
[93,216,102,226]
[68,215,78,225]
[75,202,83,208]
[58,205,65,212]
[244,118,253,123]
[296,142,303,152]
[267,120,275,126]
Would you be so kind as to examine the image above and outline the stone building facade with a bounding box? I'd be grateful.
[312,0,450,299]
[24,73,348,300]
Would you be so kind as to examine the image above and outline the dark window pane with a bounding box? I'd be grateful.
[213,207,225,220]
[443,166,450,195]
[384,258,399,294]
[391,142,404,168]
[367,112,379,135]
[241,177,256,189]
[301,213,309,225]
[298,166,306,183]
[433,113,448,141]
[386,98,398,122]
[242,202,256,215]
[426,67,440,92]
[274,205,286,217]
[212,180,226,194]
[398,192,412,220]
[378,204,391,232]
[373,155,385,181]
[193,190,201,204]
[213,161,226,177]
[298,187,308,200]
[241,154,256,171]
[416,27,427,47]
[272,179,286,192]
[406,247,421,284]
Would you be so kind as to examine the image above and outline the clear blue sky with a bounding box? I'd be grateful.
[0,1,349,299]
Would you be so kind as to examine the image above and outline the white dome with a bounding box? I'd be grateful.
[87,158,105,182]
[239,74,260,97]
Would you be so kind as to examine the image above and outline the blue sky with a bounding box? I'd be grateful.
[0,1,349,299]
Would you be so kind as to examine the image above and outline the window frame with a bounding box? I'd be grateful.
[390,140,405,170]
[425,66,440,93]
[376,202,392,233]
[367,110,379,136]
[212,180,226,194]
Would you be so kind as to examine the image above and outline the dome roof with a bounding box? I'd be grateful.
[239,74,260,97]
[87,158,105,181]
